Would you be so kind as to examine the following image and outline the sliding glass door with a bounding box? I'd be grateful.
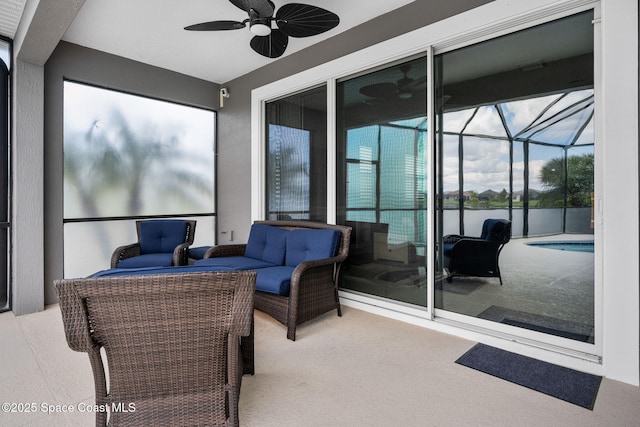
[336,56,428,306]
[434,11,596,345]
[254,4,600,359]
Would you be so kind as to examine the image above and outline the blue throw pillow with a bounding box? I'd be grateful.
[244,224,289,265]
[285,229,341,267]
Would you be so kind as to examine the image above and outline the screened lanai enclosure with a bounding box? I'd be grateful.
[264,10,596,347]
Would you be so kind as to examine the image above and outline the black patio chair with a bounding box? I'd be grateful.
[442,219,511,285]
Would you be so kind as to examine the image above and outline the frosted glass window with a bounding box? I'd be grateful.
[63,81,216,276]
[64,81,215,218]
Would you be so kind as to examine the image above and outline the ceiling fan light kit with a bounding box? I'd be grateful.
[250,22,271,36]
[359,64,427,102]
[185,0,340,58]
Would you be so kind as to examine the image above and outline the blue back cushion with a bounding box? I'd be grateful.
[285,229,341,267]
[244,224,289,265]
[139,220,188,254]
[480,219,511,243]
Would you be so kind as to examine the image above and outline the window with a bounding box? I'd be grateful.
[63,81,216,277]
[265,86,327,221]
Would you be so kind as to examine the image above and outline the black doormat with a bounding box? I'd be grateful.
[376,269,419,282]
[455,343,602,409]
[478,306,594,344]
[435,278,487,294]
[501,318,591,342]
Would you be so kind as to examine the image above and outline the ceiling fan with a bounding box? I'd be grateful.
[359,65,427,101]
[184,0,340,59]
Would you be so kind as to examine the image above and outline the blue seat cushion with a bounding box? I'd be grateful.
[255,266,295,296]
[117,253,174,268]
[194,256,277,270]
[244,224,289,265]
[139,220,189,254]
[92,264,234,278]
[285,229,341,267]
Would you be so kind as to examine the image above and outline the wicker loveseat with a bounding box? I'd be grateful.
[197,220,352,341]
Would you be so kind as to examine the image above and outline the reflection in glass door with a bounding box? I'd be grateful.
[265,86,328,222]
[337,56,428,306]
[435,11,595,344]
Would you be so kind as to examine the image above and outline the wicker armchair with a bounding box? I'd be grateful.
[111,219,196,268]
[204,220,351,341]
[443,218,511,285]
[55,271,256,427]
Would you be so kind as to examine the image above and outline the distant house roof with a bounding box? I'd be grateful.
[478,189,499,200]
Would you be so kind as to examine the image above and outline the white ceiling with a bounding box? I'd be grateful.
[0,0,26,39]
[60,0,414,83]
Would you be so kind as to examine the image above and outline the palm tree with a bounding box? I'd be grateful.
[64,108,213,257]
[538,153,593,207]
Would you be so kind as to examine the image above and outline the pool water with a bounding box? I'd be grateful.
[526,241,594,253]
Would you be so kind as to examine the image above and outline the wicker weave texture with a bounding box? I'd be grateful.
[55,271,255,427]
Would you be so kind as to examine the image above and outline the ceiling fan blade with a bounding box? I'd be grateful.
[359,82,399,99]
[250,29,289,58]
[275,3,339,38]
[229,0,275,17]
[184,20,247,31]
[403,74,427,91]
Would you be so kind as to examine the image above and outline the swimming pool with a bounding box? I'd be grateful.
[526,241,594,253]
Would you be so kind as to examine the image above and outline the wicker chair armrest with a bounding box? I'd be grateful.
[204,244,247,258]
[289,256,345,293]
[54,280,94,353]
[450,237,499,251]
[110,243,140,268]
[230,271,256,337]
[293,255,344,273]
[172,242,192,266]
[444,234,487,244]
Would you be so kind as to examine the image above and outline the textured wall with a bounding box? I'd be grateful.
[12,61,44,314]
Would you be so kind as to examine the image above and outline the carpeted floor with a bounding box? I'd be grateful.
[2,304,639,426]
[237,307,640,426]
